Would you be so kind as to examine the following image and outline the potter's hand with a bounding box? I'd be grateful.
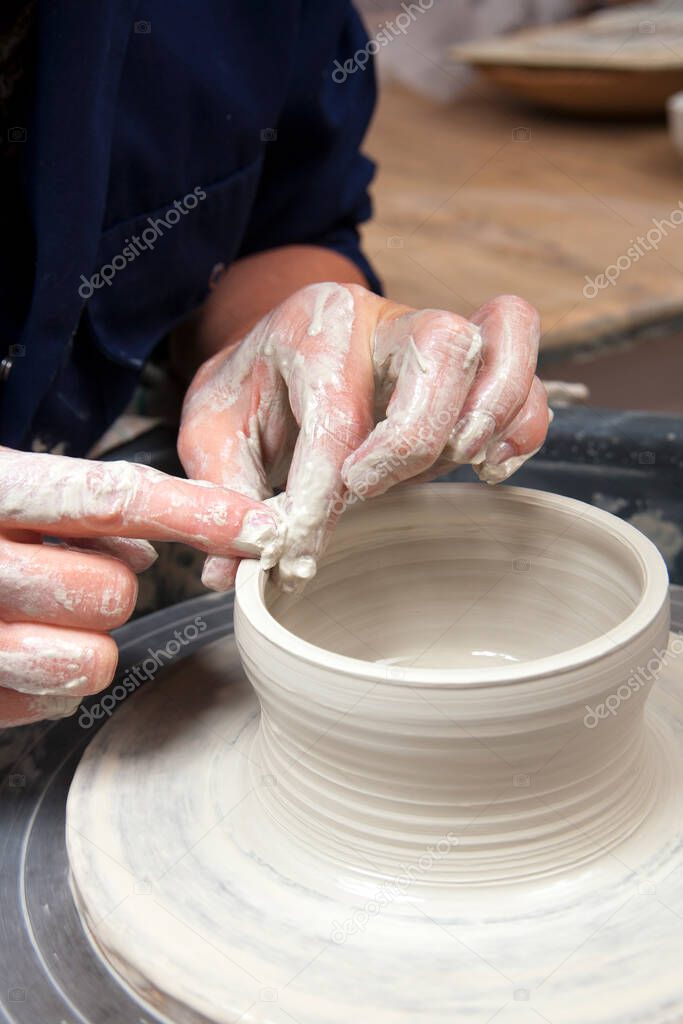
[0,449,279,726]
[178,283,549,592]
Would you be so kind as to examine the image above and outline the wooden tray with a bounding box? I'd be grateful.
[451,3,683,116]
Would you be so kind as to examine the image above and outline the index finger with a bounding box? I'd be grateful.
[0,450,280,557]
[273,283,375,591]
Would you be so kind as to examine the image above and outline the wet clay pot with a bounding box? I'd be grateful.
[67,485,683,1024]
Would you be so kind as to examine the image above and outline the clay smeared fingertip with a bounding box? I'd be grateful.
[340,464,360,497]
[95,639,120,689]
[286,555,317,583]
[293,555,317,580]
[63,537,159,573]
[447,411,496,465]
[235,508,287,575]
[233,509,282,557]
[201,555,238,592]
[340,451,358,484]
[274,554,318,593]
[97,537,159,573]
[462,324,483,372]
[43,696,82,721]
[473,461,509,485]
[125,539,159,573]
[474,449,535,486]
[484,441,516,468]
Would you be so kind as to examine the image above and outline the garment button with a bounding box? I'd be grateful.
[0,356,13,382]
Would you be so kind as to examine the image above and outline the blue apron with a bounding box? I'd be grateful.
[0,0,378,455]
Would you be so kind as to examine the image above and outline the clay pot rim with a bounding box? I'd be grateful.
[235,484,670,689]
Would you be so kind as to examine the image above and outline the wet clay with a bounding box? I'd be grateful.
[67,485,683,1024]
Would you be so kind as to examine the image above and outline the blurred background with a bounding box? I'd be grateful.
[356,0,683,412]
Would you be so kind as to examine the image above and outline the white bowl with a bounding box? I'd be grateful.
[235,484,670,884]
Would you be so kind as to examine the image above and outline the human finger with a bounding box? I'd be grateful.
[272,283,374,590]
[342,309,482,499]
[0,450,279,558]
[445,295,540,465]
[0,687,82,727]
[0,620,118,697]
[64,536,159,573]
[0,535,138,630]
[474,376,551,484]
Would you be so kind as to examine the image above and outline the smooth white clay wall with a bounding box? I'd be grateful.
[267,485,644,669]
[238,485,670,885]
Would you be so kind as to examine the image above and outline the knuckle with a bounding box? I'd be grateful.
[413,309,464,335]
[176,423,194,467]
[81,463,137,531]
[412,310,481,360]
[310,403,370,451]
[100,567,138,625]
[177,424,209,476]
[492,293,540,327]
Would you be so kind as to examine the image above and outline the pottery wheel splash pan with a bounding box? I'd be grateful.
[3,486,683,1024]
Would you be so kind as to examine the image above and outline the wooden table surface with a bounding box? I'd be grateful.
[361,83,683,361]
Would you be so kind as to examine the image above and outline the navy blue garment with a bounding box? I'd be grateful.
[0,1,379,456]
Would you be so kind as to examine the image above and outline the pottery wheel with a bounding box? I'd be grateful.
[4,589,683,1024]
[66,619,683,1022]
